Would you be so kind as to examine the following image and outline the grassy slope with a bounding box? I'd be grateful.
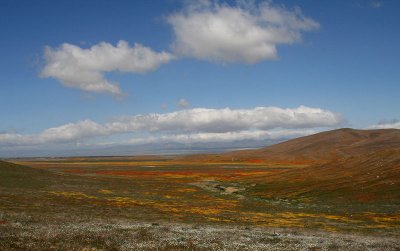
[180,128,400,163]
[0,160,54,189]
[246,149,400,209]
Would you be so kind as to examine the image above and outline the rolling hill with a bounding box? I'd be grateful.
[212,128,400,204]
[181,128,400,163]
[247,148,400,203]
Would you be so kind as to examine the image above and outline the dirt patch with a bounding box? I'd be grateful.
[191,180,245,196]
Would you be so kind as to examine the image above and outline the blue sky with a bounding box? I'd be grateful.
[0,0,399,157]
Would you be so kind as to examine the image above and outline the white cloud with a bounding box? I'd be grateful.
[0,106,342,148]
[39,120,108,142]
[0,133,33,145]
[125,128,317,145]
[107,106,342,134]
[0,120,107,145]
[41,41,174,96]
[369,120,400,129]
[167,0,319,63]
[178,98,190,108]
[40,1,320,95]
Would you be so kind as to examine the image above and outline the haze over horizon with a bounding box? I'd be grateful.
[1,0,399,157]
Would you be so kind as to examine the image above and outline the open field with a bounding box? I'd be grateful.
[1,154,399,250]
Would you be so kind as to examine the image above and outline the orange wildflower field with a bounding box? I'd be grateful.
[10,156,399,235]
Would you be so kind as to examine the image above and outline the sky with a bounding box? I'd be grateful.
[0,0,399,157]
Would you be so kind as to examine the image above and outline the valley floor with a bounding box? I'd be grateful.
[1,157,399,250]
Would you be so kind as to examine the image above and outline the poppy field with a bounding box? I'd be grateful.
[1,157,399,250]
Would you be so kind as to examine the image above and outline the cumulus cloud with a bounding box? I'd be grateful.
[0,106,342,148]
[39,120,108,142]
[178,98,190,108]
[0,120,107,145]
[41,41,174,96]
[107,106,342,134]
[40,1,320,95]
[167,0,319,63]
[125,128,317,145]
[369,120,400,129]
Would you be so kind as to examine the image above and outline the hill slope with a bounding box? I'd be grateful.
[247,148,400,203]
[183,128,400,163]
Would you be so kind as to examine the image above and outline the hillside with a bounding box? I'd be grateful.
[181,128,400,163]
[246,148,400,204]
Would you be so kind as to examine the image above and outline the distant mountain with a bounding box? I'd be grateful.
[181,128,400,163]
